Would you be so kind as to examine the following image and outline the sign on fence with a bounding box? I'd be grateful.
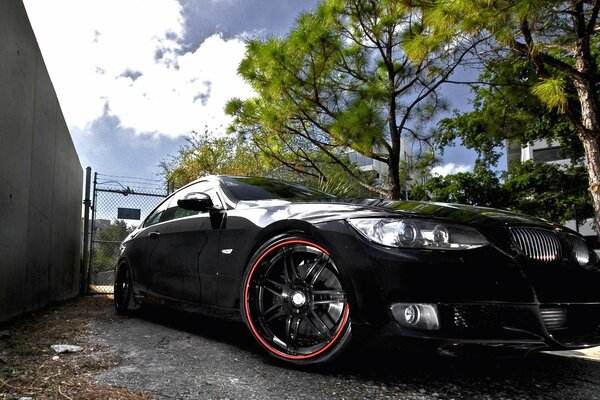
[117,207,141,220]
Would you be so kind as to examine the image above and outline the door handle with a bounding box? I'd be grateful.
[148,231,160,239]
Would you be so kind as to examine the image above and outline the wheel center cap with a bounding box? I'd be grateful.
[291,291,306,307]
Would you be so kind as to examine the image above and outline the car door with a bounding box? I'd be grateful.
[147,181,222,303]
[124,197,171,294]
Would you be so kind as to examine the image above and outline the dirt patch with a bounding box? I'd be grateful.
[0,296,151,400]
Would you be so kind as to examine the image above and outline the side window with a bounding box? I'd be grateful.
[172,205,200,220]
[162,181,223,223]
[144,198,171,227]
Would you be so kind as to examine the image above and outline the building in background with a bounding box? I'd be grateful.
[507,140,570,165]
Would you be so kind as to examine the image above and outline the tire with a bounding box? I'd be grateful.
[241,235,352,365]
[114,262,139,315]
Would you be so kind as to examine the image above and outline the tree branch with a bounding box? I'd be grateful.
[280,133,327,180]
[253,138,322,180]
[511,39,585,80]
[286,123,388,197]
[519,18,548,78]
[587,0,600,38]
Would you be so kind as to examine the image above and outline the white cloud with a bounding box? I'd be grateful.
[23,0,253,137]
[431,163,471,177]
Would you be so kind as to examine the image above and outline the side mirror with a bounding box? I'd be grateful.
[177,192,214,212]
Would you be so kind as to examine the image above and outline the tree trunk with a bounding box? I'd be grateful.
[572,31,600,229]
[572,76,600,228]
[387,82,401,200]
[388,151,401,199]
[580,132,600,227]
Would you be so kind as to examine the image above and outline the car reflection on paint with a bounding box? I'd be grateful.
[114,175,600,365]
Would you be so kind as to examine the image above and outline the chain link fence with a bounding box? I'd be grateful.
[87,173,167,294]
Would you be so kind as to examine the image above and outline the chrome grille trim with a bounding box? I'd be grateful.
[540,307,567,330]
[509,227,562,262]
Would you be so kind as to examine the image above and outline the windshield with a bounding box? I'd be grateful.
[221,176,335,201]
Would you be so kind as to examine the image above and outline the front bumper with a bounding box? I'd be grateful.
[377,302,600,352]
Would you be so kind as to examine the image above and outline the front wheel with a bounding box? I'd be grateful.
[242,236,351,365]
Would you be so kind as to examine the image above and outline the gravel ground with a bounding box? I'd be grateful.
[87,299,600,400]
[0,297,151,400]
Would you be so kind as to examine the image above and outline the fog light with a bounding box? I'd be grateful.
[391,303,440,331]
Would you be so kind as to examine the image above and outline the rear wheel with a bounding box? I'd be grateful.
[242,236,351,365]
[114,262,138,315]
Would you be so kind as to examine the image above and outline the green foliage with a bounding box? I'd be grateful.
[91,220,134,274]
[435,58,582,167]
[412,161,591,224]
[158,129,376,197]
[159,130,272,190]
[292,162,378,198]
[330,100,384,152]
[503,161,591,223]
[412,0,600,226]
[531,78,568,111]
[227,0,468,198]
[411,166,508,208]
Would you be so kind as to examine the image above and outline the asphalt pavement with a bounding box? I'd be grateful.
[88,305,600,400]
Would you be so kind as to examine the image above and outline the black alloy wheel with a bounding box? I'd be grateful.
[114,262,136,315]
[242,236,351,364]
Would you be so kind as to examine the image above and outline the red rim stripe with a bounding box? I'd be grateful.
[243,239,350,360]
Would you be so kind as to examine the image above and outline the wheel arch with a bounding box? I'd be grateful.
[237,221,363,324]
[245,219,313,257]
[115,256,130,278]
[115,256,140,298]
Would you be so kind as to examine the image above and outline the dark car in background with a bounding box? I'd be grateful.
[114,175,600,365]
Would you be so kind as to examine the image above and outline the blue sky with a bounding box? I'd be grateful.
[23,0,487,182]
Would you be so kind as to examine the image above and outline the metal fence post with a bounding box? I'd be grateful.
[86,172,98,293]
[81,167,92,294]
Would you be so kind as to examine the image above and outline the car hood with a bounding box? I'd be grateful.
[235,198,558,228]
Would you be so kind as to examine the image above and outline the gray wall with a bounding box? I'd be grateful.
[0,0,83,322]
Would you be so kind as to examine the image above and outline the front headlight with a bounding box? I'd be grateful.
[348,218,489,250]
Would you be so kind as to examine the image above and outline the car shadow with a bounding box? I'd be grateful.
[129,303,600,397]
[133,304,257,351]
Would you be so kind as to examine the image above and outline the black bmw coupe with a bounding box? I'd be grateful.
[115,175,600,364]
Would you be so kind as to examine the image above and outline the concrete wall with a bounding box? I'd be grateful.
[0,0,83,322]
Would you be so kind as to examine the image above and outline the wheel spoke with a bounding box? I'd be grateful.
[282,246,299,283]
[308,310,333,340]
[285,315,302,346]
[263,303,286,322]
[305,254,329,285]
[313,289,346,305]
[263,279,284,297]
[322,311,336,326]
